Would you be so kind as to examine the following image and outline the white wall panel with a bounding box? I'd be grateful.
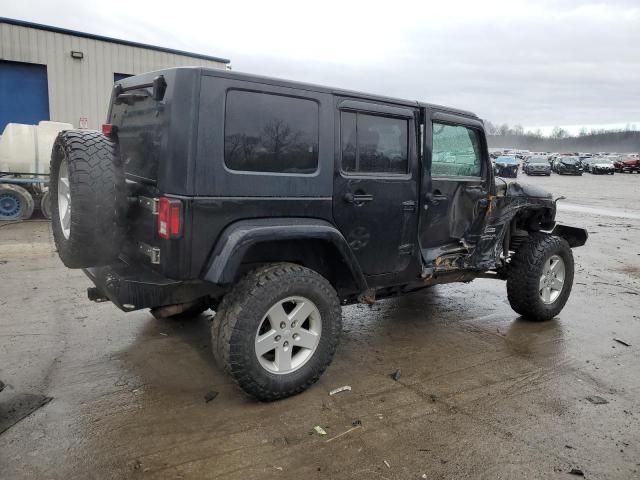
[0,22,227,129]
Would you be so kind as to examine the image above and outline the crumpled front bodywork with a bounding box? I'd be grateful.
[430,180,560,275]
[467,181,556,267]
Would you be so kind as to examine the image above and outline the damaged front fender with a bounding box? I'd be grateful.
[548,224,588,248]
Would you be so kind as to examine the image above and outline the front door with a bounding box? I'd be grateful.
[420,112,491,262]
[333,100,419,276]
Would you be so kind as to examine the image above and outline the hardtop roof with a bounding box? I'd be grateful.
[193,67,480,119]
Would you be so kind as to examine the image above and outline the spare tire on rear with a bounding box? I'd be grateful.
[50,130,125,268]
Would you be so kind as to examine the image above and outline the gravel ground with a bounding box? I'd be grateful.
[1,172,639,479]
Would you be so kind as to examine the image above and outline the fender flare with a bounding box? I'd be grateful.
[203,218,368,291]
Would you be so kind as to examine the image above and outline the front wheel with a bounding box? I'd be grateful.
[212,263,342,401]
[506,233,574,321]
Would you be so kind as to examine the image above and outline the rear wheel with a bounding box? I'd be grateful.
[506,233,574,321]
[50,130,124,268]
[212,263,342,401]
[0,184,34,221]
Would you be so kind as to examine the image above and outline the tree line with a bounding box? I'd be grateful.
[484,121,640,153]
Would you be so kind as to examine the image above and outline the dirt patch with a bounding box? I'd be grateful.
[618,265,640,279]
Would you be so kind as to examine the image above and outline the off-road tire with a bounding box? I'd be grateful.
[50,130,124,268]
[507,233,574,321]
[0,184,34,220]
[212,263,342,401]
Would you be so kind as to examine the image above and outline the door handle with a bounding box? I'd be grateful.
[425,192,446,206]
[343,192,373,204]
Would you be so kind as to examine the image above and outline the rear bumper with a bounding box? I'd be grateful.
[495,166,518,177]
[83,258,218,312]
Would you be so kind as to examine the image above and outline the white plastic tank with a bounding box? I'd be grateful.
[35,121,73,174]
[0,123,37,173]
[0,121,72,174]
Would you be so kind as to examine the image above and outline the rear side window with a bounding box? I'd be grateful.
[431,123,482,177]
[224,90,319,174]
[341,112,408,175]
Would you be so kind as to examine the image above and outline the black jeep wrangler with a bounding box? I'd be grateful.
[50,68,587,401]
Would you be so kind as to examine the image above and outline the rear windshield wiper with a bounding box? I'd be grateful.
[114,75,167,105]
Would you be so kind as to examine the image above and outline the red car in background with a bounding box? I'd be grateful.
[613,157,640,173]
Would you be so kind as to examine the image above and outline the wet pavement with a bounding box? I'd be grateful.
[1,173,639,479]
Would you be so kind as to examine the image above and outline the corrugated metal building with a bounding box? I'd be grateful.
[0,17,230,131]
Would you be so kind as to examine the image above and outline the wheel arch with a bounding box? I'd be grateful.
[203,218,368,296]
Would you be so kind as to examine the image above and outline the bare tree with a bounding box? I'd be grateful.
[483,120,497,135]
[498,123,510,136]
[550,126,568,139]
[225,133,259,160]
[261,119,302,158]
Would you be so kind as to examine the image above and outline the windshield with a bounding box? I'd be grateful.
[496,156,518,164]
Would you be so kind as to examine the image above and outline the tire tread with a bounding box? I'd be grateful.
[212,263,341,401]
[507,233,574,321]
[50,130,124,268]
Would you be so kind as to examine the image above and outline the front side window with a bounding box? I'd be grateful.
[431,123,482,177]
[341,111,408,174]
[224,90,319,174]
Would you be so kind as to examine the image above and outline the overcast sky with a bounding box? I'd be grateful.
[3,0,639,135]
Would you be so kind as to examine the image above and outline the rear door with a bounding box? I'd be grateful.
[332,100,419,277]
[420,112,491,261]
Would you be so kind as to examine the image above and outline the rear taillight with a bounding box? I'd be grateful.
[102,123,116,136]
[157,197,183,239]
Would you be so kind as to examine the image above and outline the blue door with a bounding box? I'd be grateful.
[0,61,50,132]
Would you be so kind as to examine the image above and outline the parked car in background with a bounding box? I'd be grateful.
[553,156,583,175]
[613,157,640,173]
[494,156,519,177]
[582,157,615,175]
[523,156,552,176]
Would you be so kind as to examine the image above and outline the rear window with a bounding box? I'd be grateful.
[115,93,163,181]
[224,90,319,174]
